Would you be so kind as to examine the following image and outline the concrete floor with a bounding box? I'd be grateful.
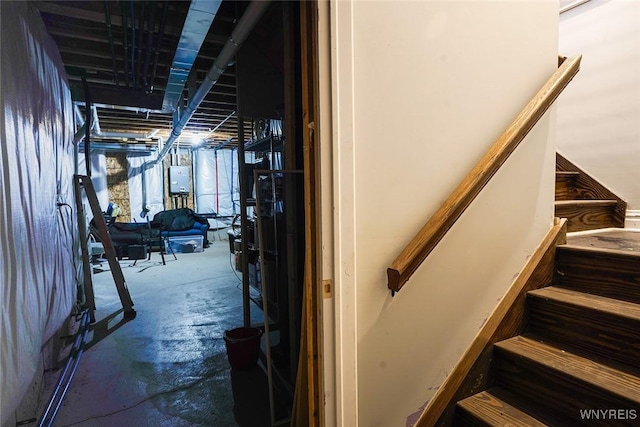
[40,229,288,426]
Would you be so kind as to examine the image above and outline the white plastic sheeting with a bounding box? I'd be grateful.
[78,150,109,212]
[78,150,109,215]
[1,2,77,422]
[128,153,164,221]
[195,148,247,217]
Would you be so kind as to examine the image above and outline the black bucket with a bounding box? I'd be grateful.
[223,327,263,369]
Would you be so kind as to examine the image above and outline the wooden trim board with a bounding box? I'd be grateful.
[414,218,568,427]
[388,56,581,292]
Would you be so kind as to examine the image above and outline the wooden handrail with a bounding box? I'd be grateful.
[387,55,582,292]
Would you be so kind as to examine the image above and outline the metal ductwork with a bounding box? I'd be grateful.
[153,0,272,165]
[74,105,84,128]
[91,105,161,139]
[74,104,161,140]
[73,123,87,145]
[78,141,158,153]
[91,104,102,135]
[162,0,222,112]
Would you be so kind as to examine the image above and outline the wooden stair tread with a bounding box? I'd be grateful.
[495,335,640,403]
[558,244,640,258]
[555,199,618,206]
[528,286,640,322]
[457,389,548,426]
[556,171,580,176]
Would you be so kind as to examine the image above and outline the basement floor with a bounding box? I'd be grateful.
[38,228,288,427]
[566,228,640,252]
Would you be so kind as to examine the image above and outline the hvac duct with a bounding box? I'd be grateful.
[91,105,101,135]
[74,105,84,128]
[153,1,272,165]
[162,0,222,111]
[78,142,158,153]
[75,104,161,140]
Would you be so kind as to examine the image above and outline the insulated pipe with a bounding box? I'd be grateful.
[215,151,219,214]
[140,161,149,218]
[153,1,272,165]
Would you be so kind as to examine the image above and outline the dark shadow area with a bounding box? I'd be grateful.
[230,364,290,426]
[84,309,131,351]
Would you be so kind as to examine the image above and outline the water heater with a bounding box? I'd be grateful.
[169,166,190,195]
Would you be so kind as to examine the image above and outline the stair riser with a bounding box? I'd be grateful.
[556,154,625,201]
[554,204,619,232]
[527,297,640,370]
[495,350,639,425]
[453,409,494,427]
[555,249,640,304]
[555,175,578,201]
[573,187,611,200]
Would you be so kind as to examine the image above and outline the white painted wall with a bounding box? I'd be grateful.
[325,1,559,425]
[558,0,640,210]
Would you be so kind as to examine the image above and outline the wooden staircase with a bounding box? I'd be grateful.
[555,153,626,232]
[453,243,640,426]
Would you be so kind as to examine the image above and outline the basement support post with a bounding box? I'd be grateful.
[238,115,250,327]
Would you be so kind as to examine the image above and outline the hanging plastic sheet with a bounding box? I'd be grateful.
[194,149,216,214]
[195,148,244,217]
[128,152,164,221]
[78,150,109,215]
[217,149,239,215]
[1,2,77,422]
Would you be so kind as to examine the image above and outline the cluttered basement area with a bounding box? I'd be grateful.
[1,1,313,426]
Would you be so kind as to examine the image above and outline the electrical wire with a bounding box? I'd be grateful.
[229,251,262,299]
[229,251,242,283]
